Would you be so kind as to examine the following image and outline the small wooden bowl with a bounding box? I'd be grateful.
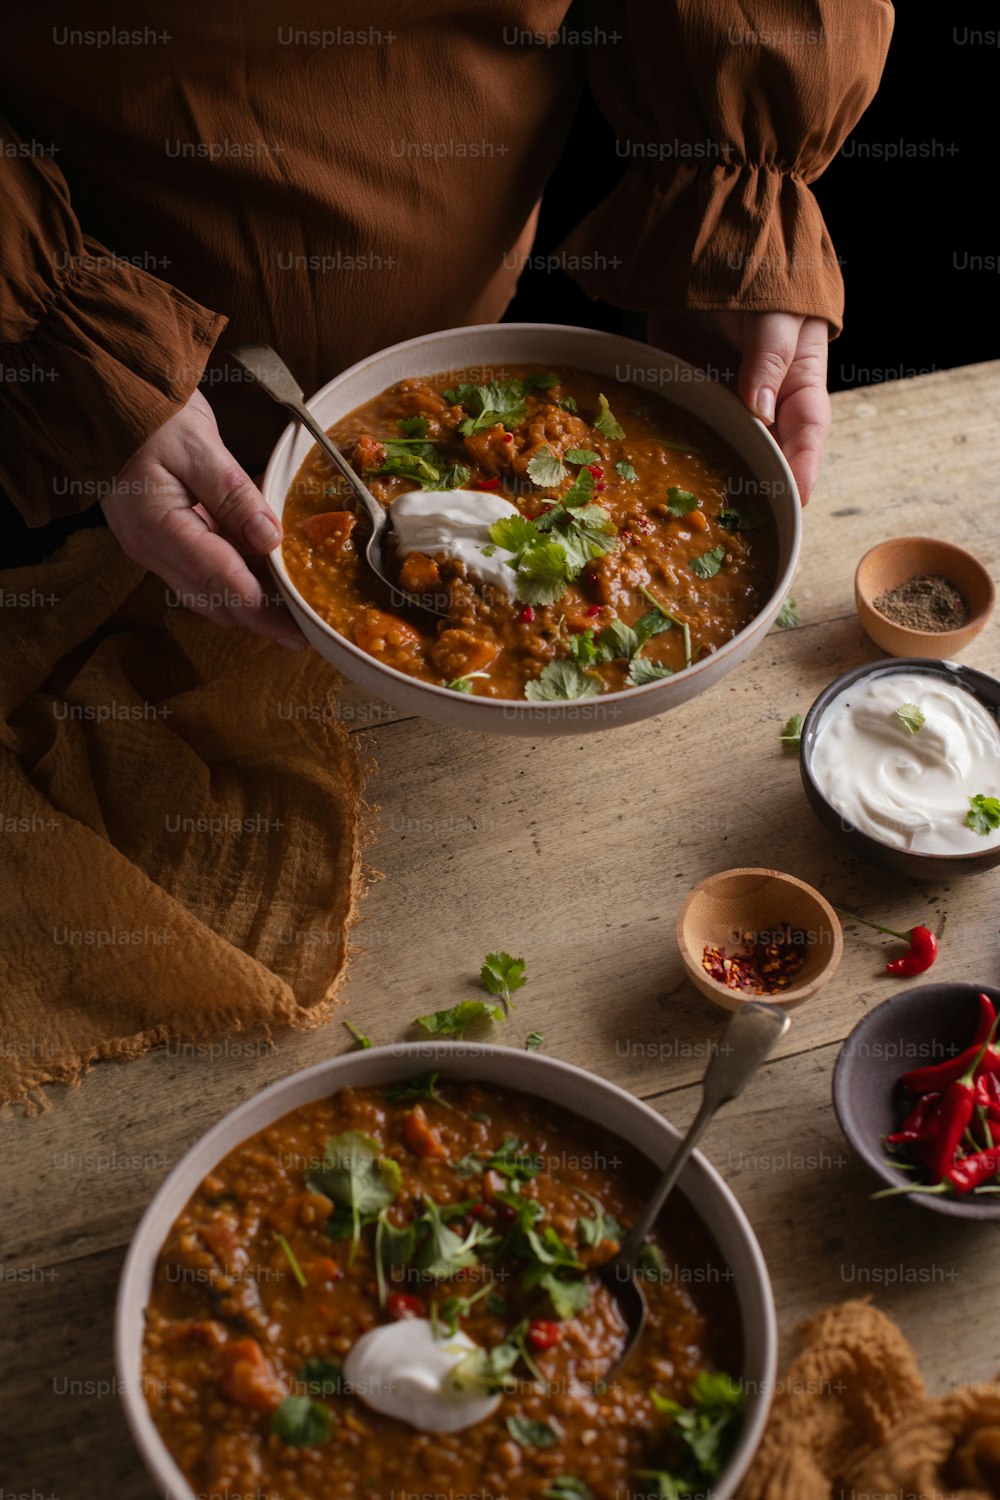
[676,867,843,1011]
[855,536,994,658]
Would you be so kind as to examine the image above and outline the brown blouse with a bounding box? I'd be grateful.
[0,1,893,526]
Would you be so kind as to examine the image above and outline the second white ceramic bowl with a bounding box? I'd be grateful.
[116,1042,776,1500]
[261,323,800,735]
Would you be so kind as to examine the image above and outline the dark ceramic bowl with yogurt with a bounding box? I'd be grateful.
[800,658,1000,880]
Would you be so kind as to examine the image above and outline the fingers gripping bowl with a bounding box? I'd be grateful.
[116,1043,776,1500]
[261,324,801,734]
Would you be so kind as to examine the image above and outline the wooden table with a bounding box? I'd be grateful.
[5,361,1000,1496]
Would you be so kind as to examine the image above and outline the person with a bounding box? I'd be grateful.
[0,2,893,646]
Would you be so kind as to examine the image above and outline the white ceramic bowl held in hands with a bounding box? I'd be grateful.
[261,323,800,735]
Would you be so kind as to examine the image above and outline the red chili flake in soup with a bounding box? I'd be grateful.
[281,366,777,702]
[142,1078,744,1500]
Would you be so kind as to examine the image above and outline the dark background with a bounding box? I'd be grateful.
[509,11,991,390]
[6,10,989,567]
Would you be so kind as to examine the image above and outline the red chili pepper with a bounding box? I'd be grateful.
[519,605,535,624]
[925,1016,1000,1183]
[526,1319,561,1351]
[834,908,939,976]
[885,1091,940,1146]
[945,1148,1000,1194]
[902,994,998,1091]
[586,465,604,480]
[476,477,501,491]
[386,1292,424,1320]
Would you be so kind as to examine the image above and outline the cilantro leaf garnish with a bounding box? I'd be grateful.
[593,393,625,440]
[396,416,429,438]
[489,514,541,554]
[576,1190,623,1248]
[569,629,600,667]
[515,538,575,606]
[596,618,639,661]
[615,460,638,481]
[454,1133,541,1183]
[564,447,601,466]
[525,661,602,701]
[719,503,764,532]
[507,1415,559,1448]
[445,673,487,694]
[967,793,1000,836]
[634,611,672,649]
[481,951,526,1009]
[780,713,803,750]
[628,658,674,686]
[277,1233,308,1289]
[298,1358,343,1396]
[646,1370,746,1489]
[690,546,726,579]
[416,1194,494,1279]
[561,465,595,509]
[666,486,699,516]
[416,1000,504,1039]
[638,585,692,668]
[525,1030,544,1052]
[543,1479,593,1499]
[374,1208,419,1306]
[343,1019,372,1049]
[306,1133,402,1244]
[521,371,559,391]
[383,1071,452,1108]
[449,1334,522,1395]
[775,596,800,629]
[537,1271,590,1319]
[526,447,568,488]
[557,396,578,414]
[370,438,470,491]
[447,381,528,435]
[895,703,925,735]
[271,1395,331,1449]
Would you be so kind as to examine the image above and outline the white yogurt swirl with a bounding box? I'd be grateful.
[390,489,519,599]
[810,670,1000,854]
[341,1317,501,1433]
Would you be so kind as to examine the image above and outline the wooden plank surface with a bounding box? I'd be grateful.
[4,360,1000,1496]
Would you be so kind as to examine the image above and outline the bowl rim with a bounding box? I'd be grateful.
[262,320,800,712]
[114,1040,776,1500]
[675,865,843,1005]
[832,981,1000,1219]
[854,534,996,639]
[800,656,1000,867]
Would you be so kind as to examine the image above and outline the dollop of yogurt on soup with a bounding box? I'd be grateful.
[342,1317,501,1433]
[390,489,519,599]
[810,670,1000,854]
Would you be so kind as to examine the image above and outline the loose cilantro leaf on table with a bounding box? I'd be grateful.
[271,1395,331,1448]
[666,486,699,517]
[525,661,602,702]
[615,460,638,481]
[895,702,925,735]
[690,545,726,579]
[525,1030,544,1052]
[775,596,800,628]
[780,714,803,751]
[507,1415,559,1448]
[967,793,1000,835]
[396,415,429,438]
[307,1133,402,1244]
[593,393,625,440]
[481,951,526,1009]
[416,1000,504,1039]
[342,1019,372,1049]
[526,447,568,488]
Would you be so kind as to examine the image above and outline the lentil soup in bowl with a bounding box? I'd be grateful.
[261,324,800,734]
[117,1043,776,1500]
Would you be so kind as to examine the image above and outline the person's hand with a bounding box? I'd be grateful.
[705,311,831,505]
[101,389,304,646]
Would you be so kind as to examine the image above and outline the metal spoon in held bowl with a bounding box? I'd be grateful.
[230,343,448,617]
[598,1001,790,1382]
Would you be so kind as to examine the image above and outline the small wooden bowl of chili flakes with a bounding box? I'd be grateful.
[676,867,843,1011]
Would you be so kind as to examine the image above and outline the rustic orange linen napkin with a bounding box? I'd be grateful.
[0,527,372,1109]
[738,1299,1000,1500]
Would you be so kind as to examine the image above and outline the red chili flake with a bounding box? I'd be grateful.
[701,922,808,995]
[502,432,514,442]
[476,477,501,491]
[469,1203,485,1217]
[519,605,535,623]
[586,605,602,617]
[587,464,604,480]
[595,482,607,493]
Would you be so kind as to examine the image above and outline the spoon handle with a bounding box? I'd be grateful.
[616,1002,789,1263]
[229,343,386,536]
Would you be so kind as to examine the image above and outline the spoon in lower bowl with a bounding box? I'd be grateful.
[230,343,449,617]
[597,1001,790,1384]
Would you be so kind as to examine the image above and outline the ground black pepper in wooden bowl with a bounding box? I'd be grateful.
[873,574,971,632]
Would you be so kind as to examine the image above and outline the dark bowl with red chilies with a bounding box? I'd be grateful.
[833,981,1000,1220]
